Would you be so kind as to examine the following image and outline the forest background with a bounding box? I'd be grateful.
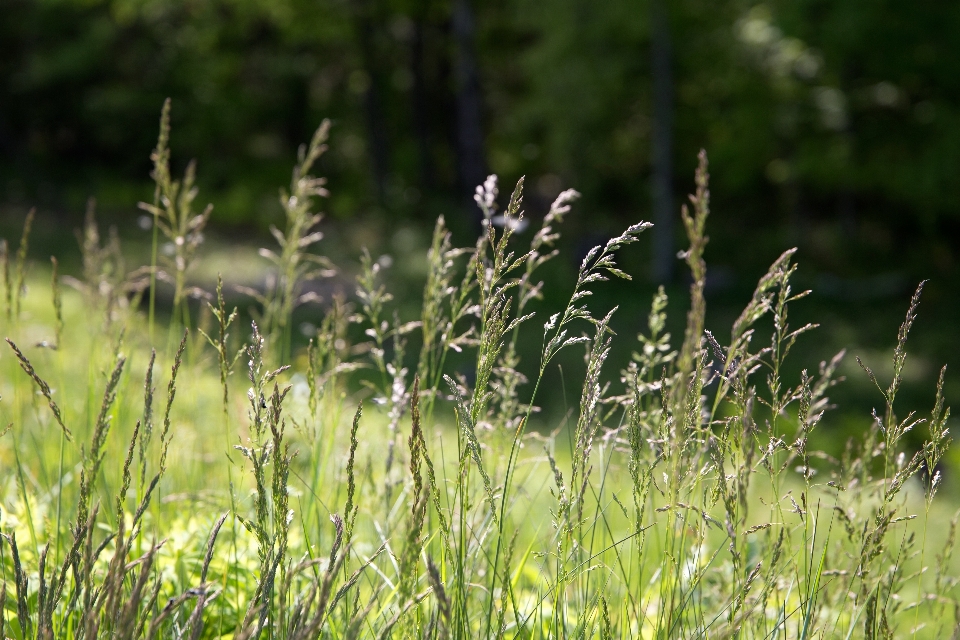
[2,0,959,464]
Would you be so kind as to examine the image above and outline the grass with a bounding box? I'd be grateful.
[0,107,958,639]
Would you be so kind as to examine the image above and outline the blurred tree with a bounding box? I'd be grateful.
[650,0,675,283]
[769,0,960,235]
[1,0,959,283]
[350,0,391,202]
[452,0,488,206]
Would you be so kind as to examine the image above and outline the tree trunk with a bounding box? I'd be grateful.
[412,16,434,191]
[452,0,487,203]
[353,0,390,202]
[650,0,675,284]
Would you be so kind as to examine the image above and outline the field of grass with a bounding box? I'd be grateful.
[0,110,958,639]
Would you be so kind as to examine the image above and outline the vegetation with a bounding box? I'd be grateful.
[5,0,960,256]
[0,111,957,639]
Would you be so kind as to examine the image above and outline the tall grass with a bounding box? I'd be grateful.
[0,105,956,639]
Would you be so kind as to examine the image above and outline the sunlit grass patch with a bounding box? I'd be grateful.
[0,107,957,639]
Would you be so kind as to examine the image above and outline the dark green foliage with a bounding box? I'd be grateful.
[4,0,960,281]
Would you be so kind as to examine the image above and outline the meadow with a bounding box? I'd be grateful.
[0,104,957,639]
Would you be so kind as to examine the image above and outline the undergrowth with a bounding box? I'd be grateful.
[0,104,957,639]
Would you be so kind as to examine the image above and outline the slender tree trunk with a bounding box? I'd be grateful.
[650,0,675,284]
[412,16,434,191]
[452,0,487,201]
[353,1,390,202]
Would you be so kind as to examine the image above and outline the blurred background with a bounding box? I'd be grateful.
[1,0,958,458]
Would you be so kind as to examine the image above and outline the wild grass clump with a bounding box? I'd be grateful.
[0,104,957,639]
